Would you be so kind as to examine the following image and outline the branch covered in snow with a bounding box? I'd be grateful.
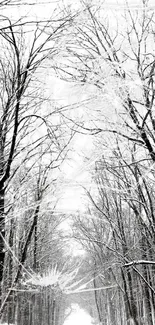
[123,260,155,267]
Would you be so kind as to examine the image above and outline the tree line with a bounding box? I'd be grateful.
[0,1,155,325]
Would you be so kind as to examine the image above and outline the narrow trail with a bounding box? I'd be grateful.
[63,286,99,325]
[63,303,95,325]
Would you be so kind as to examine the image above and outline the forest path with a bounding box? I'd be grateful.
[63,303,95,325]
[62,286,99,325]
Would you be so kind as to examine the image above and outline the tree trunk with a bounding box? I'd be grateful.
[0,185,5,285]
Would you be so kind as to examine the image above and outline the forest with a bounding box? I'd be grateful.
[0,0,155,324]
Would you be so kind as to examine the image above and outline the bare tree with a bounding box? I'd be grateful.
[0,7,75,317]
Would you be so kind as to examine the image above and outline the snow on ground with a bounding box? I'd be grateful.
[63,303,96,325]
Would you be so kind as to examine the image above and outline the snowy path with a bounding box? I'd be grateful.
[63,303,96,325]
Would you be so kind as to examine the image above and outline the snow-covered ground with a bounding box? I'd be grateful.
[64,303,97,325]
